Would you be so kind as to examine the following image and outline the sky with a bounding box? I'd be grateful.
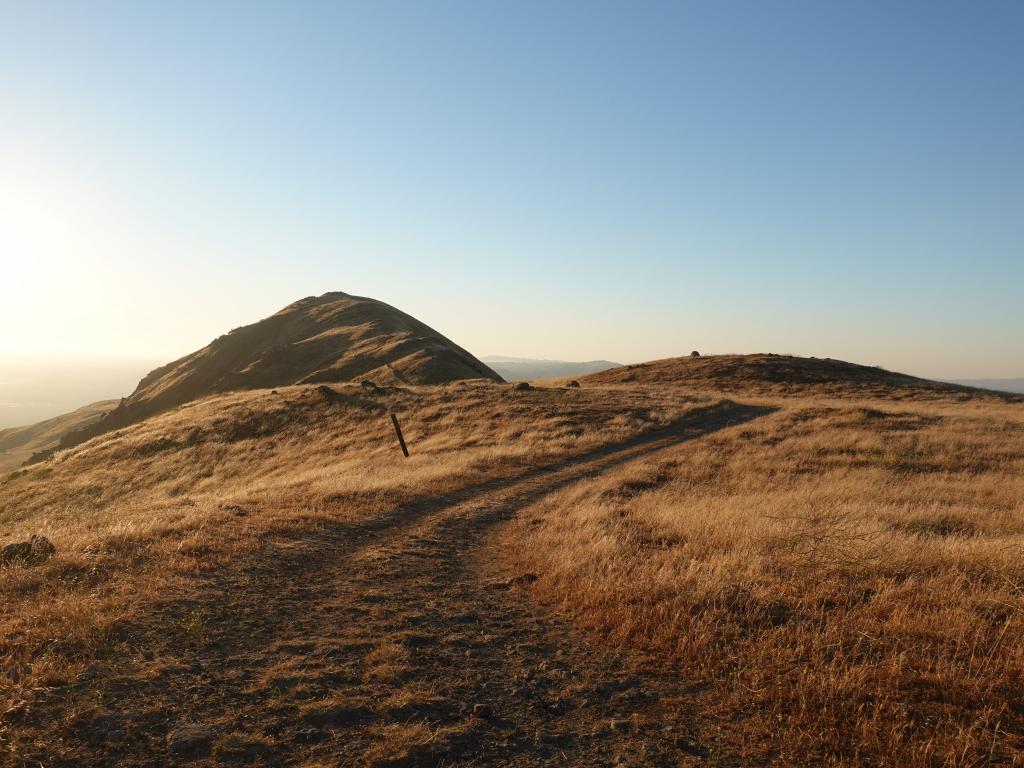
[2,1,1022,389]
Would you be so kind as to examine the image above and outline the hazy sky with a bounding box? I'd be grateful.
[2,1,1022,378]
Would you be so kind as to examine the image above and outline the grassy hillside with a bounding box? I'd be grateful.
[0,400,119,473]
[507,384,1024,765]
[1,355,1021,766]
[0,380,707,729]
[53,292,502,455]
[584,353,1023,402]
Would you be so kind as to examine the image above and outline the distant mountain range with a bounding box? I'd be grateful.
[946,379,1024,395]
[481,356,620,381]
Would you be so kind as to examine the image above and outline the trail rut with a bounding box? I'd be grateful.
[21,403,770,767]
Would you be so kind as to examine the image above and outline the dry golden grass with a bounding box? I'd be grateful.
[0,379,706,717]
[584,353,1024,405]
[3,352,1022,766]
[506,388,1024,766]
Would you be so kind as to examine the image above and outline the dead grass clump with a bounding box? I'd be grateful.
[362,722,437,766]
[362,720,476,768]
[893,513,979,538]
[364,641,413,683]
[213,732,273,763]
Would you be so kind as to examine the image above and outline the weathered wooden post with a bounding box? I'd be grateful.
[391,412,409,458]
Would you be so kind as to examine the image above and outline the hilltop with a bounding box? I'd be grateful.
[0,399,118,473]
[583,352,1022,401]
[51,292,501,454]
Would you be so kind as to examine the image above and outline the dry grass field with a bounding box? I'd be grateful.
[0,354,1021,766]
[508,377,1024,765]
[0,378,717,764]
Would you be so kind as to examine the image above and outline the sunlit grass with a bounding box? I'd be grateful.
[505,393,1024,766]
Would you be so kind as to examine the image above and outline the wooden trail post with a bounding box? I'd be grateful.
[391,413,409,458]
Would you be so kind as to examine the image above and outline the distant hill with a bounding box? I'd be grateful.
[947,379,1024,395]
[54,292,501,454]
[0,399,119,473]
[0,358,155,429]
[481,356,620,382]
[582,353,1023,401]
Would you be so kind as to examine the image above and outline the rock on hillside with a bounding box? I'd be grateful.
[55,292,501,453]
[582,353,1022,401]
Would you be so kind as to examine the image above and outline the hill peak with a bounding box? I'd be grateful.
[56,292,501,453]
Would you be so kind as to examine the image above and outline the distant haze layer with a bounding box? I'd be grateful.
[947,379,1024,395]
[481,357,620,382]
[0,358,157,429]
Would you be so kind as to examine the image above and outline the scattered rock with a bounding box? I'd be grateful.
[690,350,700,357]
[672,735,707,756]
[270,389,278,394]
[1,535,55,567]
[167,724,216,758]
[567,380,580,388]
[293,727,323,745]
[315,384,337,400]
[360,379,380,392]
[511,381,531,391]
[81,713,128,739]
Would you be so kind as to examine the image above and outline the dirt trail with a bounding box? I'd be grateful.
[20,404,769,767]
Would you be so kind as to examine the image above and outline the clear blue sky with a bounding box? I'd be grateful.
[1,1,1021,378]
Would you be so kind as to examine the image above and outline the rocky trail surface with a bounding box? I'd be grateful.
[15,404,769,767]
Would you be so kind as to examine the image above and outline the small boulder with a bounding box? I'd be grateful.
[567,380,580,388]
[360,379,380,392]
[512,382,531,391]
[690,350,701,357]
[167,724,215,758]
[1,535,55,567]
